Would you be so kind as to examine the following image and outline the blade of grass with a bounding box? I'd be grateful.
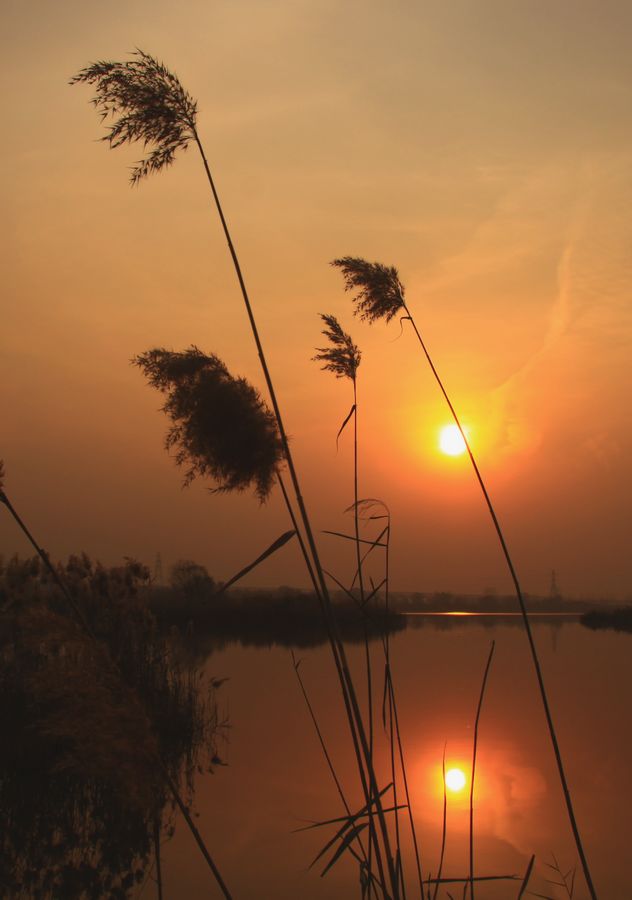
[469,641,496,900]
[516,854,536,899]
[215,529,295,595]
[321,823,369,878]
[432,745,448,900]
[322,530,387,548]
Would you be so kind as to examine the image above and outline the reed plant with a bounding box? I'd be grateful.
[313,318,430,897]
[332,256,598,900]
[66,51,599,898]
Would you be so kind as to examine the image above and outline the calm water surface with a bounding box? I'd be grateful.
[161,619,631,899]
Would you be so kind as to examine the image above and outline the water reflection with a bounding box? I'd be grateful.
[160,617,631,900]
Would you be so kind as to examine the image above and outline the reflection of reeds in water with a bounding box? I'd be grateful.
[0,553,224,898]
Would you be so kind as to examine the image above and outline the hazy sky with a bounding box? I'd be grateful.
[3,0,632,598]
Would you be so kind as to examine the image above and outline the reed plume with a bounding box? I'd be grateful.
[70,50,197,184]
[313,314,361,381]
[133,347,284,502]
[332,257,405,324]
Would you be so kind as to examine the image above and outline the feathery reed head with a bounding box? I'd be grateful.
[133,347,284,501]
[331,257,405,323]
[71,49,198,184]
[313,314,361,381]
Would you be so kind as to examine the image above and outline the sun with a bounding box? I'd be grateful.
[445,767,467,792]
[439,424,468,457]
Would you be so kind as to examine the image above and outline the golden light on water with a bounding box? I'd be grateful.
[445,767,467,792]
[439,424,468,457]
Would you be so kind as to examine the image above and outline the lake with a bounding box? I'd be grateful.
[159,616,631,899]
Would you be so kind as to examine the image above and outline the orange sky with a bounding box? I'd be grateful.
[3,0,632,598]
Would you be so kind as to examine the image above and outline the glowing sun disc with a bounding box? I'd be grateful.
[439,424,468,457]
[445,767,467,792]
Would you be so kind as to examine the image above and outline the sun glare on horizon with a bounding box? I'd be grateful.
[439,424,468,457]
[445,767,467,792]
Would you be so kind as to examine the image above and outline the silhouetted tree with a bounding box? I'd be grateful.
[170,559,215,600]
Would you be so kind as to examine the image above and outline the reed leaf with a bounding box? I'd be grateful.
[516,854,536,899]
[309,783,393,870]
[215,530,296,594]
[336,404,356,448]
[320,823,369,878]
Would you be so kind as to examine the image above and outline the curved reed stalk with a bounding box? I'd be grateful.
[332,257,598,900]
[468,641,495,900]
[73,53,399,896]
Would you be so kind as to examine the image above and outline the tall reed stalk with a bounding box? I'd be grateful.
[73,53,400,897]
[468,641,495,900]
[313,314,380,883]
[332,257,598,900]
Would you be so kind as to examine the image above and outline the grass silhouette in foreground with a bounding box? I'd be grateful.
[332,256,598,900]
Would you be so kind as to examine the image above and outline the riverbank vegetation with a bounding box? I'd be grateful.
[0,553,224,898]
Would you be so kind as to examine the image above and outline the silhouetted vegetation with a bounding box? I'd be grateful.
[133,347,284,501]
[0,554,224,898]
[68,50,605,899]
[70,50,198,185]
[150,583,405,650]
[332,256,598,899]
[581,605,632,633]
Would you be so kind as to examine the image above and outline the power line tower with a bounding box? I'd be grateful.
[549,568,561,601]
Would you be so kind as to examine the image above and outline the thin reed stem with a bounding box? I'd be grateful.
[468,641,495,900]
[277,472,319,596]
[386,666,424,900]
[352,378,377,886]
[402,307,598,900]
[432,746,448,900]
[193,134,399,896]
[290,652,377,895]
[516,855,535,899]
